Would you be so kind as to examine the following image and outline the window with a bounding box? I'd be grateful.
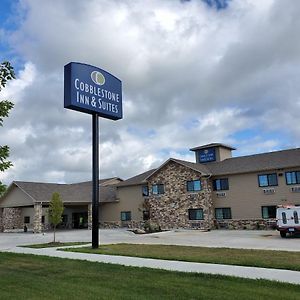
[258,174,278,187]
[24,216,30,224]
[215,208,232,219]
[41,216,45,224]
[282,212,287,224]
[121,211,131,221]
[187,180,202,192]
[285,171,300,185]
[213,178,229,191]
[142,185,149,196]
[188,209,204,220]
[152,184,164,195]
[293,211,299,224]
[143,210,150,221]
[261,206,276,218]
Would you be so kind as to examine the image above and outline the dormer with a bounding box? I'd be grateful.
[190,143,236,164]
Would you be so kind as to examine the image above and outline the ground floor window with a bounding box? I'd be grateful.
[215,208,232,219]
[41,216,45,224]
[261,206,276,218]
[121,211,131,221]
[24,216,30,224]
[143,210,150,221]
[188,208,204,220]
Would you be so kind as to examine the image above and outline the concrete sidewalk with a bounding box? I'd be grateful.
[3,245,300,285]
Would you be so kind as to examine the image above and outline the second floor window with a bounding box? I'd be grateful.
[142,185,149,196]
[213,178,229,191]
[187,180,202,192]
[258,173,278,187]
[285,171,300,185]
[152,184,164,195]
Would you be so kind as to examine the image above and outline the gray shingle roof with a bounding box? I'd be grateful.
[117,169,156,187]
[116,147,300,186]
[12,178,121,204]
[206,148,300,176]
[118,159,211,187]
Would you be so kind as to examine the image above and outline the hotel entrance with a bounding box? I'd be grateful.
[72,212,88,229]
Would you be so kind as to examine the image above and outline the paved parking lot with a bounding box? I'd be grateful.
[0,229,300,251]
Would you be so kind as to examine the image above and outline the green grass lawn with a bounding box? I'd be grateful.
[0,252,299,300]
[21,241,89,248]
[63,243,300,271]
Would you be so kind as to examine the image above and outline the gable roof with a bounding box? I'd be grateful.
[1,178,121,205]
[206,147,300,176]
[145,158,211,181]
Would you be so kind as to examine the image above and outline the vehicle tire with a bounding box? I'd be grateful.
[280,231,286,238]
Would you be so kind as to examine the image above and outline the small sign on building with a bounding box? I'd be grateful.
[199,148,216,163]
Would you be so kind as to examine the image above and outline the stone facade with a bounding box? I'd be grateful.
[146,161,214,230]
[33,203,43,233]
[2,207,23,231]
[215,218,277,230]
[88,203,92,229]
[99,220,145,229]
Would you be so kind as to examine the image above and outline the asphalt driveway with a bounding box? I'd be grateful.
[0,229,299,251]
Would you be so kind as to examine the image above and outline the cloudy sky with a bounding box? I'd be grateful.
[0,0,300,184]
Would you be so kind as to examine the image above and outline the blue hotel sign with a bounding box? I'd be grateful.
[64,62,122,120]
[199,148,216,163]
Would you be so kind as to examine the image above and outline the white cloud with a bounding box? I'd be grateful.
[1,0,300,184]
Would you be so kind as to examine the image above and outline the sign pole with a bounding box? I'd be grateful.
[92,113,99,248]
[64,62,122,249]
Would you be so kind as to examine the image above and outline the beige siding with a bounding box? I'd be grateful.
[217,147,232,161]
[0,186,34,208]
[100,185,144,222]
[213,167,300,219]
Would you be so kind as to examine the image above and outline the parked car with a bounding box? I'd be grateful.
[276,205,300,237]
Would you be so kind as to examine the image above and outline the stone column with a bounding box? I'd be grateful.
[88,203,92,230]
[33,203,42,233]
[203,178,214,230]
[0,208,3,232]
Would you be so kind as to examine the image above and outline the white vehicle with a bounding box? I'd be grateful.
[276,205,300,238]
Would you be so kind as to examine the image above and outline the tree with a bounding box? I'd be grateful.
[0,61,15,196]
[48,192,64,243]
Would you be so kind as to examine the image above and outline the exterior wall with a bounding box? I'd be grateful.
[147,161,213,230]
[2,207,23,231]
[212,167,300,221]
[0,185,33,208]
[21,206,50,231]
[217,147,232,161]
[0,208,3,232]
[100,185,145,225]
